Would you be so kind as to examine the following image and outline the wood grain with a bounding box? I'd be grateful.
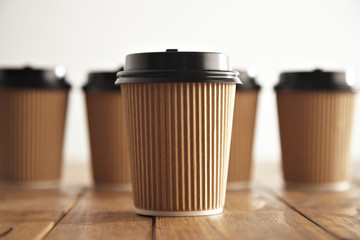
[258,163,360,240]
[0,188,81,240]
[45,190,152,240]
[276,189,360,240]
[2,163,360,239]
[154,189,335,240]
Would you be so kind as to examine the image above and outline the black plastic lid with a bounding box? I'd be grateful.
[235,69,261,91]
[275,69,357,92]
[0,66,70,90]
[115,49,241,84]
[83,67,123,91]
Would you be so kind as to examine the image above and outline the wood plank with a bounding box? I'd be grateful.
[45,190,152,240]
[257,163,360,240]
[0,187,81,240]
[155,188,335,240]
[275,189,360,240]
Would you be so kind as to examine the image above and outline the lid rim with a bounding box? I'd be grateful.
[236,86,261,91]
[83,86,120,91]
[117,50,240,84]
[83,70,120,91]
[235,69,261,90]
[275,87,357,92]
[0,67,71,89]
[275,69,358,92]
[116,78,240,84]
[0,86,70,90]
[116,70,240,84]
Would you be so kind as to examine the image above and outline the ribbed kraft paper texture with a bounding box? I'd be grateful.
[228,91,258,183]
[0,90,68,182]
[122,83,236,212]
[86,92,131,185]
[277,92,355,184]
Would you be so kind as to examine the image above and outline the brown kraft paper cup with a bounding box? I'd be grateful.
[227,91,258,189]
[86,92,131,191]
[277,91,356,191]
[122,82,236,216]
[0,89,68,188]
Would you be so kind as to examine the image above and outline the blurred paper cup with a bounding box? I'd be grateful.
[227,70,260,190]
[275,69,357,191]
[0,67,70,188]
[84,69,132,191]
[116,49,240,216]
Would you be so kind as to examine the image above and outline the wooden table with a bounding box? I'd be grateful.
[1,162,360,240]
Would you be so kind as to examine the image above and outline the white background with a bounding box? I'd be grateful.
[0,0,359,164]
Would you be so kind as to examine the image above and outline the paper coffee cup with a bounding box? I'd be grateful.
[0,67,70,188]
[275,69,357,191]
[84,70,131,191]
[227,70,260,190]
[116,50,240,216]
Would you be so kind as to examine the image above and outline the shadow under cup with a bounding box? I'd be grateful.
[116,50,241,216]
[0,67,70,188]
[275,70,357,191]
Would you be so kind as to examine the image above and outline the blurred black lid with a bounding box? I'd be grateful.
[116,49,241,84]
[83,67,123,91]
[235,69,261,91]
[275,69,357,91]
[0,66,71,90]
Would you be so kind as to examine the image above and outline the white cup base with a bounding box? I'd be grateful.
[285,181,350,192]
[135,208,223,217]
[227,181,250,191]
[0,180,59,189]
[94,183,132,192]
